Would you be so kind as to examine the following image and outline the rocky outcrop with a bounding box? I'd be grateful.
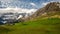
[24,2,60,21]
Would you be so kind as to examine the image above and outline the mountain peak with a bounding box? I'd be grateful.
[45,2,60,11]
[28,2,60,19]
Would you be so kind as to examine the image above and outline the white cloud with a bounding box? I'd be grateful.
[0,0,13,2]
[42,1,60,6]
[0,7,37,14]
[30,3,36,6]
[42,2,49,6]
[0,7,37,18]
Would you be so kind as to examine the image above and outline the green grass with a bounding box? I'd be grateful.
[0,18,60,34]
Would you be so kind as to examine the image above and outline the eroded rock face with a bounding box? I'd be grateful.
[32,2,60,17]
[45,2,60,11]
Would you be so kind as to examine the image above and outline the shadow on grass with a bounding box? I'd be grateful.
[0,26,14,34]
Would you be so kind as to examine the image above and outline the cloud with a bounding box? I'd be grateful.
[52,0,60,2]
[0,0,60,9]
[42,0,60,6]
[0,7,37,14]
[42,2,49,6]
[0,0,14,2]
[30,3,36,6]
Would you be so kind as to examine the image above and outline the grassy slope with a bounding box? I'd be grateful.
[0,18,60,34]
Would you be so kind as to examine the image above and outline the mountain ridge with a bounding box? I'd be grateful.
[31,2,60,17]
[24,2,60,21]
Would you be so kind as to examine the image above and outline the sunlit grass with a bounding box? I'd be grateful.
[0,18,60,34]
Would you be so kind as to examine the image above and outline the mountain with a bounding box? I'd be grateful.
[31,2,60,18]
[25,2,60,21]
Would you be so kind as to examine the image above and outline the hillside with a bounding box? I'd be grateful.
[0,17,60,34]
[29,2,60,19]
[0,2,60,34]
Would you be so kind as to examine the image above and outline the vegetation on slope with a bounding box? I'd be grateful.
[30,2,60,18]
[0,17,60,34]
[0,2,60,34]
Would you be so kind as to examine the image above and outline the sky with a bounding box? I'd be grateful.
[0,0,60,9]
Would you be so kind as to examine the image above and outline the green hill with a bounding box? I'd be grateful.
[0,18,60,34]
[0,2,60,34]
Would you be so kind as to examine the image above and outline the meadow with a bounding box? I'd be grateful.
[0,17,60,34]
